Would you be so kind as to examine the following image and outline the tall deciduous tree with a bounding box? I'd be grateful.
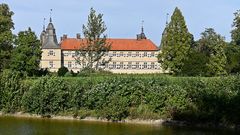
[10,28,42,76]
[224,44,240,74]
[158,7,193,74]
[75,8,111,70]
[231,10,240,46]
[198,28,227,76]
[0,3,14,71]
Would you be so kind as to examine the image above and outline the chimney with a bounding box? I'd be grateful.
[63,34,67,40]
[60,37,63,41]
[76,33,81,39]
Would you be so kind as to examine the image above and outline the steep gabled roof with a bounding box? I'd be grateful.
[61,38,159,51]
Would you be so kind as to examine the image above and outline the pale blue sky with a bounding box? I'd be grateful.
[2,0,240,45]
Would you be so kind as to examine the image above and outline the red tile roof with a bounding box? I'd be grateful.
[61,38,159,51]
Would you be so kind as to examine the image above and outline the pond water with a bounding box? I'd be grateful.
[0,116,239,135]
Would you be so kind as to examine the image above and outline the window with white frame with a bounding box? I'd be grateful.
[48,50,55,56]
[113,52,116,56]
[120,62,123,69]
[143,62,147,69]
[151,52,155,57]
[136,52,140,57]
[127,52,131,57]
[136,62,140,69]
[128,62,132,69]
[113,62,116,69]
[151,62,155,69]
[49,61,54,68]
[120,52,124,57]
[68,61,72,68]
[143,52,147,57]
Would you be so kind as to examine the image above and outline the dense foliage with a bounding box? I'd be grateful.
[1,74,240,126]
[57,66,69,76]
[0,3,14,71]
[10,28,42,76]
[197,28,227,76]
[231,10,240,46]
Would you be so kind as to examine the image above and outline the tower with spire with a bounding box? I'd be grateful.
[137,20,147,40]
[40,10,62,72]
[40,17,59,49]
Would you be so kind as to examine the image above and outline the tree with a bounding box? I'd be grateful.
[224,44,240,74]
[231,10,240,46]
[158,7,193,74]
[10,28,42,76]
[181,49,209,76]
[197,28,227,76]
[75,8,111,71]
[0,3,14,71]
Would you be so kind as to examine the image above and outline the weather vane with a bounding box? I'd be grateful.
[166,13,169,25]
[141,20,144,33]
[43,18,46,30]
[50,9,53,22]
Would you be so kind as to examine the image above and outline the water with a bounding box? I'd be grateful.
[0,116,239,135]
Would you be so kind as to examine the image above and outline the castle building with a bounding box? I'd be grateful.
[40,18,162,73]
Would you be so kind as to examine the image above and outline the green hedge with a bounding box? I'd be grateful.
[1,73,240,125]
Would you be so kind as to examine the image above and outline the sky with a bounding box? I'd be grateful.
[2,0,240,46]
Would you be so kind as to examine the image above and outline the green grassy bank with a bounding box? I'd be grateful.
[1,70,240,127]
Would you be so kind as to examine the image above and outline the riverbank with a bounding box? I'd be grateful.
[2,73,240,129]
[1,111,238,130]
[0,111,166,125]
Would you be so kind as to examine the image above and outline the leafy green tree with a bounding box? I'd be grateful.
[224,44,240,74]
[181,49,209,76]
[10,28,42,76]
[198,28,227,76]
[158,7,193,74]
[231,10,240,46]
[75,8,111,71]
[0,3,14,71]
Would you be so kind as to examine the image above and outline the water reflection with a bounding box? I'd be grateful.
[0,116,239,135]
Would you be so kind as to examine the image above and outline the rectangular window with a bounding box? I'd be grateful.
[72,52,76,58]
[75,62,78,69]
[49,61,54,68]
[113,62,116,69]
[63,52,68,56]
[113,52,116,57]
[120,52,124,57]
[132,52,136,57]
[116,53,120,57]
[144,62,148,69]
[127,52,131,57]
[48,50,55,56]
[151,52,155,57]
[136,52,140,57]
[143,52,147,57]
[68,61,72,68]
[151,62,155,69]
[120,62,123,69]
[136,62,140,69]
[128,62,132,69]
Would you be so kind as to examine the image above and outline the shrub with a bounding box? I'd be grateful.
[57,66,68,76]
[22,76,70,116]
[0,69,24,112]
